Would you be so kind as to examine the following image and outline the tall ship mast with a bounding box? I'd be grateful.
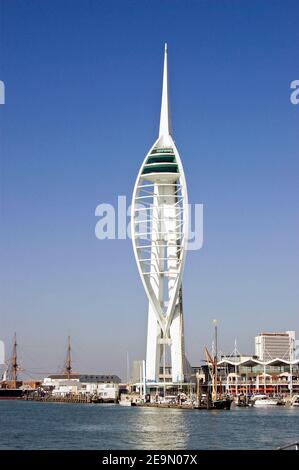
[0,333,23,399]
[204,321,231,410]
[11,332,18,389]
[64,336,72,379]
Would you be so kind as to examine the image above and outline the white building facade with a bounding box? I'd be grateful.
[42,374,120,400]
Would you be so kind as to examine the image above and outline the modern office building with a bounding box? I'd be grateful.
[255,331,296,361]
[132,44,189,383]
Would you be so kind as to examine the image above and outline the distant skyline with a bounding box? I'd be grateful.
[0,0,298,380]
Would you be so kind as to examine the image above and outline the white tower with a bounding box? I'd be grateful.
[132,44,188,383]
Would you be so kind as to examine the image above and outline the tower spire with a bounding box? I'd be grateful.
[132,45,188,383]
[159,43,171,138]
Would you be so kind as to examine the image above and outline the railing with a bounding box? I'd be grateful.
[277,441,299,450]
[225,380,299,386]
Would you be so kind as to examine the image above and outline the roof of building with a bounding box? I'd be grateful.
[46,374,81,380]
[218,357,299,367]
[46,374,121,383]
[257,332,289,337]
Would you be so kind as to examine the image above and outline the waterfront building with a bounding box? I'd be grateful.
[255,331,296,361]
[217,356,299,396]
[42,374,121,400]
[132,44,189,384]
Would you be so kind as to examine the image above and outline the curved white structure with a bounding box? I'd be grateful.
[132,44,188,383]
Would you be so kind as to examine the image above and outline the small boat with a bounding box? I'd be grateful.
[118,395,132,406]
[249,394,266,405]
[0,388,23,400]
[291,395,299,407]
[253,396,279,407]
[212,398,232,410]
[234,394,249,407]
[91,396,103,404]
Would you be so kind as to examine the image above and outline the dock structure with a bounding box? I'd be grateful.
[24,394,92,404]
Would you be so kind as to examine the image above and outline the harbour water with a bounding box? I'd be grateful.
[0,401,299,450]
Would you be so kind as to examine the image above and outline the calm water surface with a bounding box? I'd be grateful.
[0,401,298,450]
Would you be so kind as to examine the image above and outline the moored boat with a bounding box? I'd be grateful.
[234,393,250,407]
[212,398,232,410]
[0,388,23,400]
[203,322,231,411]
[291,395,299,407]
[253,396,279,406]
[118,395,132,406]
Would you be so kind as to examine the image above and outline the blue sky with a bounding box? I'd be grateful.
[0,0,298,379]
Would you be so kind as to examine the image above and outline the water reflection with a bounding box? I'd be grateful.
[1,401,299,450]
[127,408,190,449]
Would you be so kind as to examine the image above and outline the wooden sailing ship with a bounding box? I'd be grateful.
[203,321,231,410]
[0,333,23,399]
